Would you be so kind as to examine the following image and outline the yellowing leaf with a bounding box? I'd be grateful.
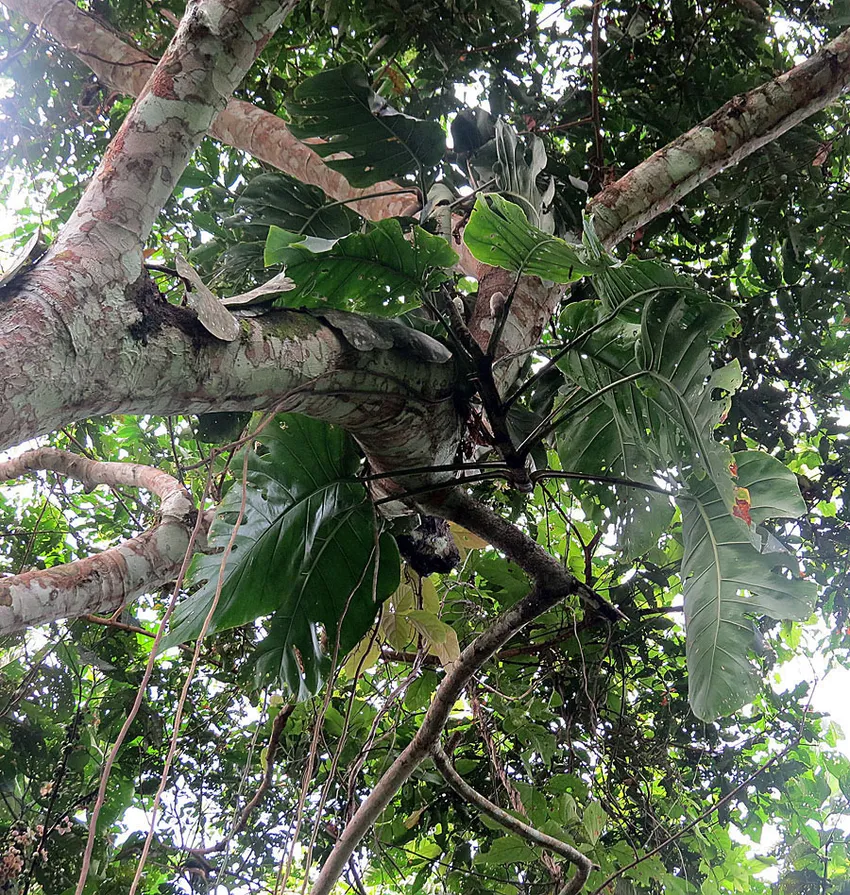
[449,522,488,551]
[403,807,426,829]
[380,579,416,649]
[343,634,381,677]
[406,609,460,667]
[422,576,441,615]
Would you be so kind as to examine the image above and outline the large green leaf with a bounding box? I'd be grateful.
[190,172,360,292]
[264,218,457,315]
[733,450,807,524]
[582,218,704,312]
[228,172,361,239]
[284,62,446,187]
[682,457,815,721]
[463,195,592,281]
[556,292,742,536]
[165,414,400,700]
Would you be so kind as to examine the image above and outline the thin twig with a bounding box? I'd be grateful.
[431,742,593,895]
[188,703,295,855]
[590,0,604,188]
[589,705,813,895]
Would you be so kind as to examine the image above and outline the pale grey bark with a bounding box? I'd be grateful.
[590,26,850,246]
[0,449,203,633]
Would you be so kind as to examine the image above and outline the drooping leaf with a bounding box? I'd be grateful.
[405,609,461,666]
[285,62,446,187]
[582,219,706,313]
[264,218,457,315]
[491,119,555,232]
[556,291,741,553]
[175,254,241,342]
[681,465,815,721]
[166,414,400,699]
[463,195,592,281]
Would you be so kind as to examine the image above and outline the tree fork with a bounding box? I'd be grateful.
[309,487,619,895]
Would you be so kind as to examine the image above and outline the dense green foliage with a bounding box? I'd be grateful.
[3,1,850,894]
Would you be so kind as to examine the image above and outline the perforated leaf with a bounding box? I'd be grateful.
[556,292,741,553]
[285,62,446,187]
[682,459,815,721]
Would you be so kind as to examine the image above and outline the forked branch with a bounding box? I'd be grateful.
[309,487,619,895]
[431,742,593,895]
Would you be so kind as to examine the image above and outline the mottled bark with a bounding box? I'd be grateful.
[0,0,462,632]
[1,0,414,221]
[0,449,204,633]
[590,26,850,247]
[0,273,459,476]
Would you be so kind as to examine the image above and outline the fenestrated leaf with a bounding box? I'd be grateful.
[463,195,592,281]
[264,219,457,315]
[582,219,706,313]
[229,171,362,239]
[165,414,400,700]
[285,62,446,187]
[556,398,675,559]
[555,292,740,553]
[681,469,815,721]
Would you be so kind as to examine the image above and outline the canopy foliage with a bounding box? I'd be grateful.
[2,1,850,895]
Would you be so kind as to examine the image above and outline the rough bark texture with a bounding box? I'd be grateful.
[0,3,848,892]
[1,0,414,221]
[0,449,203,632]
[589,26,850,246]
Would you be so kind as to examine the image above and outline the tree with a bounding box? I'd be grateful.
[1,1,850,893]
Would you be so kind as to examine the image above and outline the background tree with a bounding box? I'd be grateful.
[1,1,850,894]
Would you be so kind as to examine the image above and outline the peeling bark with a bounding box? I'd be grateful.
[590,26,850,247]
[0,449,204,633]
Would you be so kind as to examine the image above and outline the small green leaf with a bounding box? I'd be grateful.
[583,801,607,845]
[474,835,538,865]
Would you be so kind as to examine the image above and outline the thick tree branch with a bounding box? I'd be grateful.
[50,0,297,279]
[431,743,593,895]
[0,273,460,475]
[0,448,205,633]
[429,489,624,622]
[590,26,850,247]
[1,0,414,222]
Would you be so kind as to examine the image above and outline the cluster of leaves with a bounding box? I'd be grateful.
[5,1,850,894]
